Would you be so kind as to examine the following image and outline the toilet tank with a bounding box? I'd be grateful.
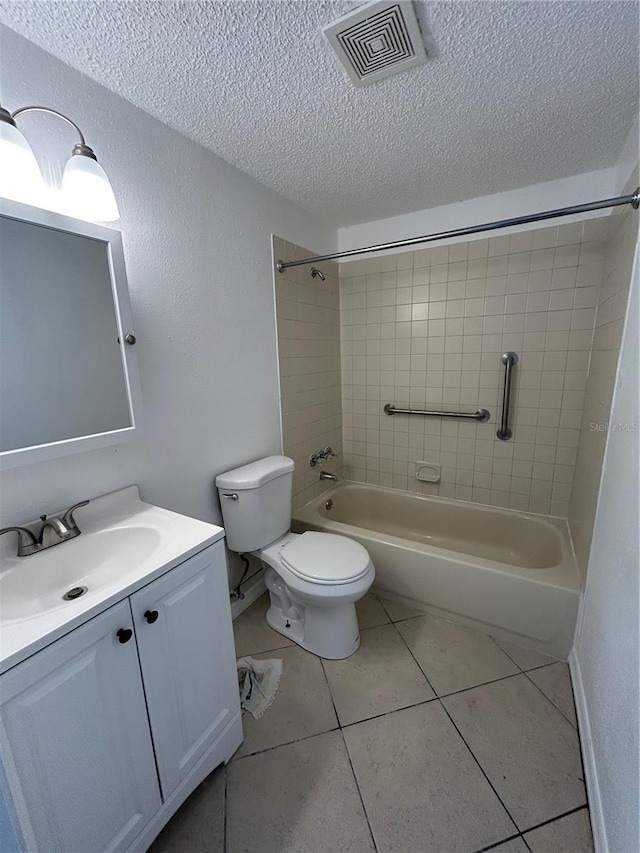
[216,455,295,552]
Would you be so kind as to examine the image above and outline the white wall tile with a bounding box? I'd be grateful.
[337,220,609,520]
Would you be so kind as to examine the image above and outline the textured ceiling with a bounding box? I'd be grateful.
[0,1,638,226]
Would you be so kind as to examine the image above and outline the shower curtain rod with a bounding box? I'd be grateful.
[276,187,640,272]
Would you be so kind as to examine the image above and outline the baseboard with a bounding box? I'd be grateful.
[231,570,266,619]
[569,647,608,853]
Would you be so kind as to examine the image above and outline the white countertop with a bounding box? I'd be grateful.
[0,486,225,675]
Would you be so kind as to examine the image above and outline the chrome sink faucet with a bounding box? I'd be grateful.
[0,500,90,557]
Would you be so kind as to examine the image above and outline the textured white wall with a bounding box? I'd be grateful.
[615,113,639,190]
[338,169,618,255]
[0,28,336,589]
[571,242,639,853]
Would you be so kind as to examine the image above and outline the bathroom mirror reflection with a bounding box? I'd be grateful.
[0,200,141,468]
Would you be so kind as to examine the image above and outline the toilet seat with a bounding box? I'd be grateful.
[280,531,371,585]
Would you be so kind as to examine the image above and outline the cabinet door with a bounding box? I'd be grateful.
[131,543,240,797]
[0,601,161,853]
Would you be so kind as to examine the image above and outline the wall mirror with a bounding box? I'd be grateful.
[0,198,142,469]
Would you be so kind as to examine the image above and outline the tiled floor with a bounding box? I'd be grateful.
[150,592,593,853]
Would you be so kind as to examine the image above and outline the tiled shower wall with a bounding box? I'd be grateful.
[339,220,607,516]
[569,189,639,580]
[273,237,342,509]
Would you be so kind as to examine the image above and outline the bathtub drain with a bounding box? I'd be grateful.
[325,499,334,510]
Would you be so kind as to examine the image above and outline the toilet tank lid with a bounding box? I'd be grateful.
[216,455,295,489]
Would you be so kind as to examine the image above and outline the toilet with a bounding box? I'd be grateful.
[216,455,374,659]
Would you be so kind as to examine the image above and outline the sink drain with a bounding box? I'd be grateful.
[63,586,88,601]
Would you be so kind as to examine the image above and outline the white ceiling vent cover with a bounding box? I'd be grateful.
[323,1,427,87]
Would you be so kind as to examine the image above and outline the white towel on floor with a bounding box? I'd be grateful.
[236,656,283,719]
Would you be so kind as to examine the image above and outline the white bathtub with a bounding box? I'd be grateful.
[292,482,580,658]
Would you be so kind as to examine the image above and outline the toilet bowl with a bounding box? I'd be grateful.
[258,531,374,658]
[216,455,375,659]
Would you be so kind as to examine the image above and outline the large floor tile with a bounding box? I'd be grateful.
[492,636,557,671]
[379,596,424,621]
[527,662,578,727]
[356,593,391,629]
[343,702,516,853]
[525,808,594,853]
[397,614,519,695]
[443,674,586,830]
[148,766,224,853]
[322,624,435,725]
[237,645,337,756]
[233,593,294,657]
[227,730,375,853]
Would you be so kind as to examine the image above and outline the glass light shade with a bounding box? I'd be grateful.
[61,153,120,222]
[0,120,45,206]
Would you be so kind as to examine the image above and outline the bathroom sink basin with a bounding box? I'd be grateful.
[0,526,163,624]
[0,485,225,675]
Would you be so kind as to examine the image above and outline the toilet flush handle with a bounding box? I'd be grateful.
[222,493,239,501]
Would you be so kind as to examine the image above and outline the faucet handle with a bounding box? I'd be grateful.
[61,500,90,533]
[0,526,38,557]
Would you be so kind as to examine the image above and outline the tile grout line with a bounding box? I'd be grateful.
[471,830,524,853]
[519,803,591,837]
[521,666,579,729]
[376,597,425,624]
[337,727,380,853]
[234,642,294,657]
[489,636,558,674]
[386,615,532,700]
[338,695,440,731]
[390,617,523,839]
[319,656,380,853]
[233,725,342,761]
[438,698,522,837]
[376,598,561,679]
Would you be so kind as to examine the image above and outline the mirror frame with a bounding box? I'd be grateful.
[0,197,142,470]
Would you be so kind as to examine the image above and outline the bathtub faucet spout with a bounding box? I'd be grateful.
[319,471,338,482]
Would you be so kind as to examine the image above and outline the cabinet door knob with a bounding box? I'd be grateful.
[144,609,159,624]
[116,628,133,644]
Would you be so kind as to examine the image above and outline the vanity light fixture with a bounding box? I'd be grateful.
[0,104,119,222]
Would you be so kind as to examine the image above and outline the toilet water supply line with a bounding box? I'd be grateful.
[230,553,254,601]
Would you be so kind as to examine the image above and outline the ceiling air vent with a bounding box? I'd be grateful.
[323,1,427,87]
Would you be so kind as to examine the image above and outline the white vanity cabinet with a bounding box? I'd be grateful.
[0,600,161,853]
[130,546,239,797]
[0,540,242,853]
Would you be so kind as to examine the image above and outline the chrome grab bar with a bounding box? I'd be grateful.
[384,403,490,422]
[497,352,518,441]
